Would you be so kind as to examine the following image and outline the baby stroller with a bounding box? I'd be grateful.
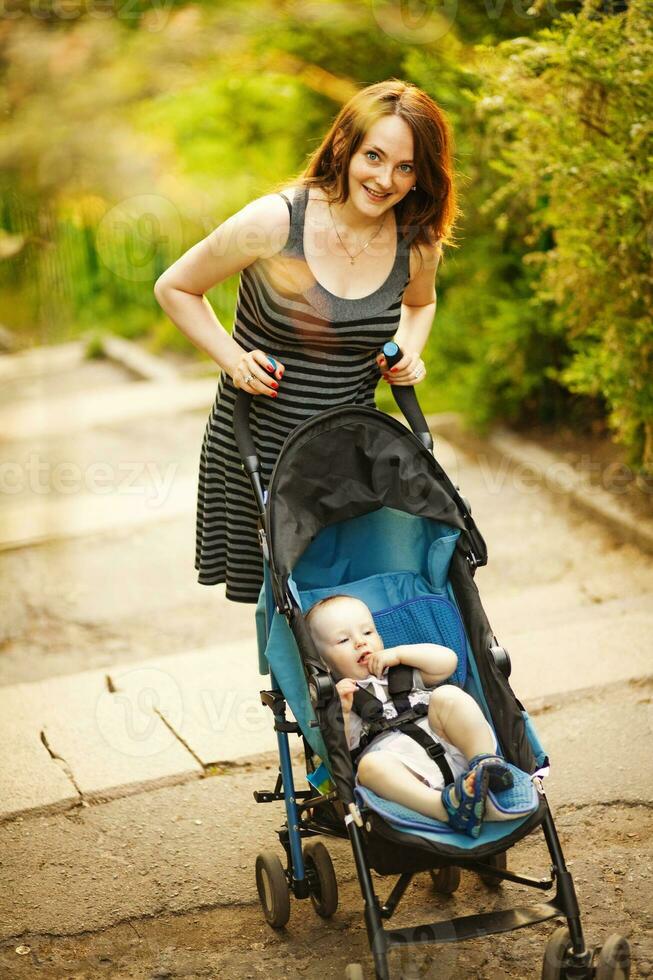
[234,344,631,980]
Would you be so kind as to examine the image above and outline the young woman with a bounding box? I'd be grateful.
[154,78,458,603]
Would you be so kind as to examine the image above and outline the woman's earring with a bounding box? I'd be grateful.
[412,185,417,191]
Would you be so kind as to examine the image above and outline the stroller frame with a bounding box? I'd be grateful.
[255,677,588,979]
[234,384,618,979]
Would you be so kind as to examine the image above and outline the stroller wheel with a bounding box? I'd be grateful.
[479,851,508,888]
[596,934,631,979]
[542,926,572,979]
[345,965,364,980]
[429,866,461,894]
[255,851,290,929]
[303,839,338,918]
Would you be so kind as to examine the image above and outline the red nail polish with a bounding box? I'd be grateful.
[271,392,277,398]
[265,365,273,372]
[390,367,398,373]
[271,381,278,389]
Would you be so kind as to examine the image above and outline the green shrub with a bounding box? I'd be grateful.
[466,0,653,470]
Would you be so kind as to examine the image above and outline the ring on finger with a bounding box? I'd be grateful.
[243,372,254,385]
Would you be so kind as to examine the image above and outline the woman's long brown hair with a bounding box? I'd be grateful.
[272,78,460,259]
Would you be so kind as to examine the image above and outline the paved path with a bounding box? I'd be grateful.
[1,342,652,822]
[1,341,652,976]
[1,678,651,943]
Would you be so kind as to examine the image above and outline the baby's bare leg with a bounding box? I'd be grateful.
[357,751,448,821]
[427,685,495,760]
[428,685,514,822]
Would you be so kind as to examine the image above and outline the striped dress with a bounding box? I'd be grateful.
[195,183,418,602]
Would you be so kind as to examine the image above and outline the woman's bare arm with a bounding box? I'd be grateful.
[393,240,441,357]
[153,194,290,381]
[377,240,441,381]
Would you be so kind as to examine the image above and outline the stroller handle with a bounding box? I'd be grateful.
[233,390,266,514]
[233,343,435,504]
[382,342,434,451]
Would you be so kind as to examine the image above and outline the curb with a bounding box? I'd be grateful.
[425,412,653,557]
[99,333,180,382]
[0,746,305,826]
[0,323,17,352]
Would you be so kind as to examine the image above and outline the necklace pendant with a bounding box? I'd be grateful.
[350,257,355,265]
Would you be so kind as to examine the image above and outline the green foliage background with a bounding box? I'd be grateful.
[1,0,651,469]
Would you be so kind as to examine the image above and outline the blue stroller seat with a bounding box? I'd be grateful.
[263,507,544,858]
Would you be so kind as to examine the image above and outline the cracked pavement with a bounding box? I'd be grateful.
[1,342,652,977]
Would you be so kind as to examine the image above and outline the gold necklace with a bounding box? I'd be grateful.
[327,201,387,265]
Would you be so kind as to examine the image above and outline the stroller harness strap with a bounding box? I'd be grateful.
[351,664,455,786]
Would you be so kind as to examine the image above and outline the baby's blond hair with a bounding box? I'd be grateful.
[304,593,364,630]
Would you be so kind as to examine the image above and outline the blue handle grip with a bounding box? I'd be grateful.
[382,341,401,368]
[379,342,433,450]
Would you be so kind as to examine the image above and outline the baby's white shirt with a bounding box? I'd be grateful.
[347,667,433,751]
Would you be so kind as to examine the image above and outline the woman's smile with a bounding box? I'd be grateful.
[362,183,391,202]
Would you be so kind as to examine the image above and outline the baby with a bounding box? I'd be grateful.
[306,594,516,837]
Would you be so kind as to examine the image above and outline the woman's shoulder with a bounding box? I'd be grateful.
[240,187,301,260]
[277,184,304,204]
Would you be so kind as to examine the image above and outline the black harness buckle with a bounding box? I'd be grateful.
[424,741,447,762]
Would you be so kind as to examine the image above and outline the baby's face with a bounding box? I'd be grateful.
[309,596,384,680]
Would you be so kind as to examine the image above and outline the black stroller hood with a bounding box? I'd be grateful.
[266,406,487,582]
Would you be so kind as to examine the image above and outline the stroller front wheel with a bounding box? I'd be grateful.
[303,839,339,918]
[255,851,290,929]
[595,934,631,979]
[542,926,572,979]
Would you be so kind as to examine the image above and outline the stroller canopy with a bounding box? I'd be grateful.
[266,406,486,581]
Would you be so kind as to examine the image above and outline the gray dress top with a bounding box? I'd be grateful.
[195,183,418,602]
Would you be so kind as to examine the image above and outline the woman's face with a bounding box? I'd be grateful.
[347,115,416,213]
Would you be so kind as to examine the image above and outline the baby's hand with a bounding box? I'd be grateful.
[366,650,400,679]
[335,678,358,714]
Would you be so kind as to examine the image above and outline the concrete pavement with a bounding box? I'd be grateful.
[1,441,652,821]
[1,677,650,942]
[0,641,284,820]
[1,339,652,824]
[1,338,652,977]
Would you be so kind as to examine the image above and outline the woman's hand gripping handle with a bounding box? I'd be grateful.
[377,341,433,450]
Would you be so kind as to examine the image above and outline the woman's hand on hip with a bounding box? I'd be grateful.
[376,350,426,387]
[232,349,284,397]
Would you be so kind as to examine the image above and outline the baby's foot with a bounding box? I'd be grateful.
[452,768,478,803]
[468,754,514,792]
[441,766,490,838]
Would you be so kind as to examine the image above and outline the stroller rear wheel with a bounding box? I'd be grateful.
[303,839,339,918]
[595,934,631,979]
[479,850,508,888]
[255,851,290,929]
[429,866,461,894]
